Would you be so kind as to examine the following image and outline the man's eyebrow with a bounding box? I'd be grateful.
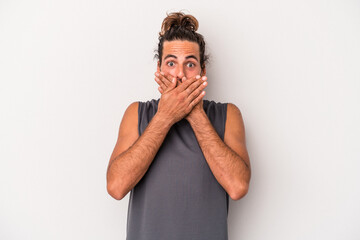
[186,55,199,62]
[164,54,199,62]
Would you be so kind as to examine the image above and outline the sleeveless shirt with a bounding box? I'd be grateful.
[126,98,229,240]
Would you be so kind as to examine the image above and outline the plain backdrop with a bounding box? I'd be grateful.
[1,0,359,239]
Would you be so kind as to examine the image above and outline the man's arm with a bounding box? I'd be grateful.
[106,102,173,200]
[187,103,251,200]
[107,75,207,200]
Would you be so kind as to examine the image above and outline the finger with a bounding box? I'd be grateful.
[160,71,174,86]
[187,80,207,102]
[176,75,200,92]
[188,90,206,110]
[177,75,206,92]
[158,86,164,94]
[155,76,167,91]
[185,75,207,96]
[155,72,169,88]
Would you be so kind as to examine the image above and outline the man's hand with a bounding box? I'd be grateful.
[155,71,207,125]
[154,71,208,122]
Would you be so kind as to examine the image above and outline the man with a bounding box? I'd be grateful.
[106,12,251,240]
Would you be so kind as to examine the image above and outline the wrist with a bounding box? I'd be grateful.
[153,111,175,130]
[186,108,207,126]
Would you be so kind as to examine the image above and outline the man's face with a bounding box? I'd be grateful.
[157,40,205,84]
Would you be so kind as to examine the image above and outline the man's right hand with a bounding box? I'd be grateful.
[156,73,208,125]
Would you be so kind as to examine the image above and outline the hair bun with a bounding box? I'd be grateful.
[159,12,199,37]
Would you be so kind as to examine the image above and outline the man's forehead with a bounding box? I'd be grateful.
[162,40,200,59]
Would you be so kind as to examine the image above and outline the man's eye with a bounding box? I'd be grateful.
[187,62,195,67]
[167,62,175,67]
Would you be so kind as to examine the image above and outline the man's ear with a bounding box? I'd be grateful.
[201,66,206,76]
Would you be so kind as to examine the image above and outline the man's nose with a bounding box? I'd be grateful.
[176,66,185,82]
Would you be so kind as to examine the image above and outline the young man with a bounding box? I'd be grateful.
[106,12,251,240]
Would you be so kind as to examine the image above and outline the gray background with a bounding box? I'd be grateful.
[1,0,359,239]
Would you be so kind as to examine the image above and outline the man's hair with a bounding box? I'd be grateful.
[154,11,210,71]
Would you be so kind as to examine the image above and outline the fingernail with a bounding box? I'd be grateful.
[202,76,207,81]
[155,72,159,77]
[172,77,176,83]
[160,72,164,75]
[196,75,200,79]
[182,77,186,81]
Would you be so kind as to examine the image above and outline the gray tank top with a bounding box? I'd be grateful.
[126,98,229,240]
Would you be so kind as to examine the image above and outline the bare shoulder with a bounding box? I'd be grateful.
[109,101,139,164]
[122,101,139,122]
[224,102,250,167]
[119,101,139,137]
[225,103,245,141]
[226,103,242,119]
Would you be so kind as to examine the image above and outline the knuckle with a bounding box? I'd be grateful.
[194,80,202,88]
[187,78,196,87]
[198,80,205,88]
[189,92,195,100]
[189,102,194,109]
[178,93,185,102]
[191,83,198,91]
[192,88,200,97]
